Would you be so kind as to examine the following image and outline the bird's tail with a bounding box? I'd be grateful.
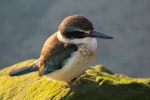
[9,59,39,76]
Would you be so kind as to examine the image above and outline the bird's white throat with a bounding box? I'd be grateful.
[57,31,98,51]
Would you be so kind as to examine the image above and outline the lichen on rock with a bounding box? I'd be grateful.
[0,59,150,100]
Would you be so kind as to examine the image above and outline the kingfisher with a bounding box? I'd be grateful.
[9,15,113,85]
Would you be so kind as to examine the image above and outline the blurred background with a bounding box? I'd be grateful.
[0,0,150,78]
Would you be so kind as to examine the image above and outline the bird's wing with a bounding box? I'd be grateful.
[38,32,78,76]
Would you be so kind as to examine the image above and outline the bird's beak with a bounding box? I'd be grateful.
[90,29,113,39]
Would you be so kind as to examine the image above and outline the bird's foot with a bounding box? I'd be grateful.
[64,81,83,88]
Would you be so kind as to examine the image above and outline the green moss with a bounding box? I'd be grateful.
[0,59,150,100]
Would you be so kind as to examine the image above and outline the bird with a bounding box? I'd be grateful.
[9,15,113,85]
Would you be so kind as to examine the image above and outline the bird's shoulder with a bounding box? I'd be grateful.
[38,32,78,75]
[41,32,78,60]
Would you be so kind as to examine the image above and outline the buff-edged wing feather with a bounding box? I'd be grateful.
[38,32,78,76]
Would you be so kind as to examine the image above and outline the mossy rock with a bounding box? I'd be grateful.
[0,59,150,100]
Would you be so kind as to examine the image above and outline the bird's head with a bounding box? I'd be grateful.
[57,15,113,44]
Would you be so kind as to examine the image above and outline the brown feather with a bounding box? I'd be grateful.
[38,32,78,76]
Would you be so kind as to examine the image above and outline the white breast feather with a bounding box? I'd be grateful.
[45,31,98,82]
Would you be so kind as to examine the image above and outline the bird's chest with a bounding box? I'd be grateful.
[73,44,97,67]
[46,40,98,82]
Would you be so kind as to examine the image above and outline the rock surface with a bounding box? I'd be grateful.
[0,59,150,100]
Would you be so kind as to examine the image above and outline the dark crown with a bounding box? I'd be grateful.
[58,15,94,39]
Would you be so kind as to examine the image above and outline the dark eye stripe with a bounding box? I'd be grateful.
[64,31,87,39]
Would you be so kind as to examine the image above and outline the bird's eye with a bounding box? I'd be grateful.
[64,31,87,39]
